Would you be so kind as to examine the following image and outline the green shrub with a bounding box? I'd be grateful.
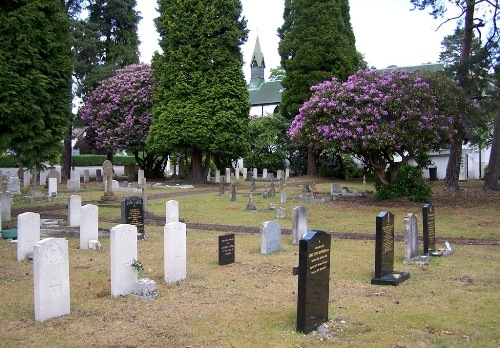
[375,163,432,202]
[0,156,19,168]
[72,155,137,166]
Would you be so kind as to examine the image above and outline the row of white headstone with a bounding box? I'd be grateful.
[16,198,307,322]
[15,199,184,322]
[211,167,290,183]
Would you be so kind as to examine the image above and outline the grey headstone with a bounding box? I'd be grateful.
[261,220,281,254]
[292,206,308,245]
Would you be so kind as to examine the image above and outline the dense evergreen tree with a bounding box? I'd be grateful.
[278,0,359,175]
[0,0,73,171]
[148,0,250,182]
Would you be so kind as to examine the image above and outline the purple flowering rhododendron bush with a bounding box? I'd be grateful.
[81,64,155,153]
[289,69,463,185]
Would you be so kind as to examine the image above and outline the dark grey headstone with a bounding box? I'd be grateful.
[121,196,145,239]
[371,211,410,286]
[296,230,331,333]
[218,234,235,266]
[423,203,436,254]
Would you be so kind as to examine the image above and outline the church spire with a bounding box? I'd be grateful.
[249,35,265,89]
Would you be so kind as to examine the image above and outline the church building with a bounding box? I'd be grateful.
[247,36,283,117]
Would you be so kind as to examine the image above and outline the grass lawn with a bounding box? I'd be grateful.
[0,176,498,347]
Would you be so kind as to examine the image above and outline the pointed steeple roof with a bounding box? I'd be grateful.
[250,36,265,69]
[249,35,266,89]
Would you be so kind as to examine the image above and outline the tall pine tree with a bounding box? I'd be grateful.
[0,0,73,171]
[148,0,250,182]
[278,0,359,175]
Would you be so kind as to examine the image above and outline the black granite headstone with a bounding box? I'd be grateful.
[121,196,145,239]
[422,203,436,254]
[218,234,235,265]
[296,230,331,333]
[371,211,410,286]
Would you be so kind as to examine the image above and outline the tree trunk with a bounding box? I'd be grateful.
[444,1,475,191]
[188,148,204,183]
[203,153,211,180]
[444,140,462,192]
[60,124,72,181]
[483,110,500,191]
[307,144,317,176]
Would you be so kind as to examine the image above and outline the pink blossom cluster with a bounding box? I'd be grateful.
[81,64,156,151]
[289,69,457,158]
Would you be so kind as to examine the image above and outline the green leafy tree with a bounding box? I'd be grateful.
[245,114,289,172]
[148,0,250,183]
[269,66,286,81]
[410,0,500,191]
[440,27,494,145]
[278,0,359,175]
[0,0,73,171]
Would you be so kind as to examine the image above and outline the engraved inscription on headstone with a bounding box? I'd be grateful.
[296,230,331,333]
[423,203,436,254]
[121,196,145,238]
[33,238,70,322]
[371,211,410,286]
[218,234,235,266]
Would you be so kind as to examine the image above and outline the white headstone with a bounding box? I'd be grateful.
[280,191,287,203]
[33,238,70,322]
[68,195,82,227]
[48,177,58,196]
[277,207,286,219]
[206,168,211,182]
[242,168,248,180]
[7,176,21,194]
[253,168,258,179]
[0,192,12,222]
[285,168,290,178]
[110,224,138,297]
[80,204,98,250]
[331,183,340,195]
[138,169,145,185]
[164,222,187,283]
[261,220,281,254]
[292,206,308,245]
[235,168,240,181]
[23,169,31,187]
[83,169,90,183]
[262,169,268,179]
[225,168,231,183]
[17,212,41,261]
[67,170,80,190]
[215,170,220,184]
[165,200,179,224]
[112,180,120,189]
[276,170,283,180]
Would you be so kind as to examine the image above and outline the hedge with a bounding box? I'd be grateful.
[0,155,137,168]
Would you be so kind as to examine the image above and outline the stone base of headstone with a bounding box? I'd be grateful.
[132,278,158,300]
[403,255,431,265]
[101,191,117,201]
[137,232,146,241]
[371,271,410,286]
